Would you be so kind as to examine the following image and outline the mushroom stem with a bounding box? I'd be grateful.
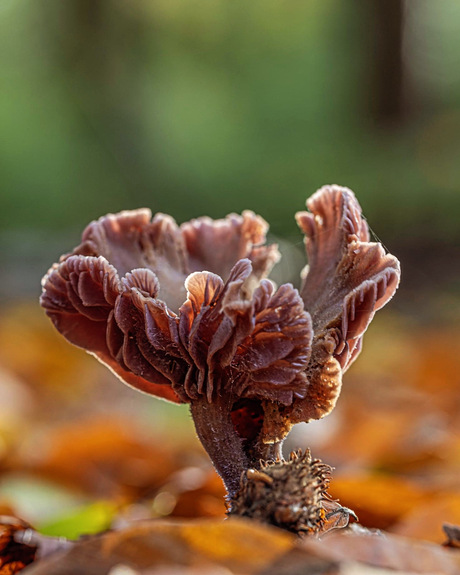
[189,395,249,500]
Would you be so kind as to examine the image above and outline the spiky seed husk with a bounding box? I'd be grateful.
[229,449,332,535]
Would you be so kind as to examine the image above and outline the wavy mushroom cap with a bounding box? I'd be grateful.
[290,185,400,424]
[40,185,400,432]
[40,209,312,406]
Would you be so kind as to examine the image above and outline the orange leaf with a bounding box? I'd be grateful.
[29,418,175,499]
[329,473,428,529]
[392,492,460,544]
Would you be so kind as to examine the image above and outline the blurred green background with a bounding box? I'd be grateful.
[1,0,459,313]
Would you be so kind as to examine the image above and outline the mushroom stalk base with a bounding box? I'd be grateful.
[190,396,249,500]
[189,395,287,502]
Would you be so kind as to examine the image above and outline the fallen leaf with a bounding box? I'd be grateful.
[28,418,175,499]
[328,474,427,529]
[392,492,460,543]
[0,516,36,574]
[23,518,295,575]
[442,523,460,549]
[0,304,96,397]
[302,525,460,574]
[38,501,118,540]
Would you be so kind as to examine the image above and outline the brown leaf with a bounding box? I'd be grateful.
[0,516,36,574]
[168,469,226,518]
[24,518,295,575]
[443,523,460,549]
[302,527,460,574]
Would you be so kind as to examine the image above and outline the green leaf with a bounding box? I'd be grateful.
[37,501,118,540]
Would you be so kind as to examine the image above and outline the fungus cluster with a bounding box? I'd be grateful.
[40,185,400,506]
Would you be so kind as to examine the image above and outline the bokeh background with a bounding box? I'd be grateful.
[0,0,459,544]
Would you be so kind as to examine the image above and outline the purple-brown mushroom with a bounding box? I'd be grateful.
[40,185,400,499]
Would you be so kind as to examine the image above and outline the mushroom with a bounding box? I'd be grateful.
[40,185,400,502]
